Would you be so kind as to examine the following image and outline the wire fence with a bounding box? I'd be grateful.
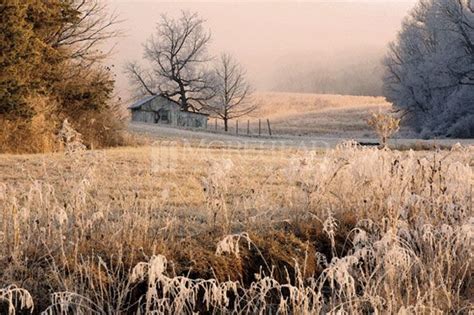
[207,119,273,136]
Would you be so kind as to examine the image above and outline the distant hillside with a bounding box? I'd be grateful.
[247,92,391,137]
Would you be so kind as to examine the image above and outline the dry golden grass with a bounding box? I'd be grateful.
[253,92,389,118]
[0,141,472,313]
[246,92,391,137]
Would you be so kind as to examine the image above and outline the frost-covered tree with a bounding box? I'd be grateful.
[383,0,474,138]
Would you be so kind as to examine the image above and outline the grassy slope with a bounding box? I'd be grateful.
[248,92,391,137]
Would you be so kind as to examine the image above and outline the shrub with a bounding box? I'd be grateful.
[447,114,474,139]
[367,112,400,147]
[0,1,123,153]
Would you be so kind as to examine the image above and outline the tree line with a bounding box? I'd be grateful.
[126,11,256,132]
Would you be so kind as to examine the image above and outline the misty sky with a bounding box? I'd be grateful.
[104,0,417,100]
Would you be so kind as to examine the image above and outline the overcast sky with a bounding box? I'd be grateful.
[104,0,417,100]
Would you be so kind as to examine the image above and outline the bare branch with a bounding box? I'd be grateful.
[49,0,122,67]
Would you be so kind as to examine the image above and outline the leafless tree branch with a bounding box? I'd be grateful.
[49,0,122,67]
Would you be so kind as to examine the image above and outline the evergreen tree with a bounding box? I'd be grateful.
[0,0,122,152]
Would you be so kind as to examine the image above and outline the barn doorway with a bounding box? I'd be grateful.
[159,109,170,123]
[153,111,160,124]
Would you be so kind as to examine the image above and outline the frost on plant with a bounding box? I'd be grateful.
[215,232,252,258]
[0,285,34,315]
[1,143,472,314]
[58,119,86,154]
[367,112,400,147]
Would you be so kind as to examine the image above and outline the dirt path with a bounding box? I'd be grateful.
[129,122,474,150]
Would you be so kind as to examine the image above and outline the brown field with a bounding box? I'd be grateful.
[246,92,391,137]
[0,141,472,313]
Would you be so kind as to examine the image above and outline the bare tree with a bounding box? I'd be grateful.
[50,0,121,68]
[206,53,256,131]
[126,11,214,111]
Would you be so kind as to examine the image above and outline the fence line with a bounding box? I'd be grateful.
[210,118,273,137]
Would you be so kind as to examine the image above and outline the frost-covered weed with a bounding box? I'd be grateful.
[201,158,234,231]
[58,119,86,155]
[0,285,34,314]
[215,232,251,258]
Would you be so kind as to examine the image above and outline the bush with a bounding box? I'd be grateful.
[367,112,400,147]
[0,96,59,153]
[0,0,123,153]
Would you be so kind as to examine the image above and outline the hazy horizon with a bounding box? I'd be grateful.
[104,0,417,101]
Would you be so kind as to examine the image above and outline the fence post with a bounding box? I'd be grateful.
[258,119,261,136]
[247,120,250,135]
[236,120,239,135]
[267,119,272,136]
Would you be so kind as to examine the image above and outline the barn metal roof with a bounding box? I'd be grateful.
[127,95,159,109]
[183,110,210,116]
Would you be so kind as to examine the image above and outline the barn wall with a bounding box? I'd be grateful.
[178,111,208,128]
[131,109,155,123]
[131,97,208,128]
[148,98,180,124]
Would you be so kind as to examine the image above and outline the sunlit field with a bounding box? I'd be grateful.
[249,92,391,137]
[1,141,472,313]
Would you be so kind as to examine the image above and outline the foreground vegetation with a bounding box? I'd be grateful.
[0,141,472,313]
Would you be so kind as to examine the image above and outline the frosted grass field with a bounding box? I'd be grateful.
[0,140,472,313]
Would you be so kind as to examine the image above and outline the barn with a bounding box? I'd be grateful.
[128,95,209,128]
